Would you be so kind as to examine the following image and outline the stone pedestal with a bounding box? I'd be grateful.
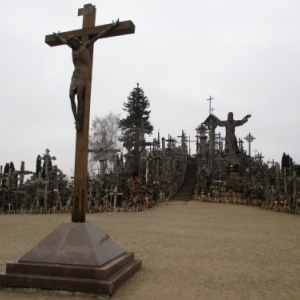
[0,222,141,295]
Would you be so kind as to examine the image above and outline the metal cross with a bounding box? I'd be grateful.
[244,133,255,156]
[207,95,214,115]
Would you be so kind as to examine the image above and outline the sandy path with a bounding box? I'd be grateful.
[0,201,300,300]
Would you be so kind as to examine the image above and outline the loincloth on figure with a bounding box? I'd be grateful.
[69,69,88,94]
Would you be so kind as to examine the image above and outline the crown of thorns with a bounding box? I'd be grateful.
[67,35,82,44]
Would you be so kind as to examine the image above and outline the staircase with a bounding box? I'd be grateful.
[170,157,197,201]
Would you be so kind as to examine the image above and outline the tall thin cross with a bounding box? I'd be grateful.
[187,136,196,155]
[207,95,214,115]
[45,4,135,222]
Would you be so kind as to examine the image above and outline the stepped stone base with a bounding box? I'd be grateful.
[0,221,141,295]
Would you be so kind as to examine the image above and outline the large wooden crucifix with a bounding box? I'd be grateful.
[45,4,135,222]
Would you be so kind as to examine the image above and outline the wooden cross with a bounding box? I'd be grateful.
[109,186,124,210]
[45,4,135,222]
[207,95,214,115]
[123,127,152,176]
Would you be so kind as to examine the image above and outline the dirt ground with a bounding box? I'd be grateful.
[0,200,300,300]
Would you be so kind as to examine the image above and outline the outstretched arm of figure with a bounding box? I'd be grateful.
[210,114,225,126]
[85,19,120,48]
[53,31,68,45]
[235,114,251,127]
[242,114,251,122]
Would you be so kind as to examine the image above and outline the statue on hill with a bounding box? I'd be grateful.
[210,112,251,166]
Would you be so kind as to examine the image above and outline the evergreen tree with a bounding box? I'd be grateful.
[281,152,294,175]
[36,155,42,177]
[118,83,153,141]
[3,163,9,174]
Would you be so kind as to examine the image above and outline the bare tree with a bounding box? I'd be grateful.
[89,112,122,176]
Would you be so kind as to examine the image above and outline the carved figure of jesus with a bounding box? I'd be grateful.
[212,112,251,165]
[53,19,119,131]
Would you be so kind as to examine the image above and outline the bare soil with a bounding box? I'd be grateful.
[0,201,300,300]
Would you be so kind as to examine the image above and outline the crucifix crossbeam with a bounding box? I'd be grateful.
[45,21,135,46]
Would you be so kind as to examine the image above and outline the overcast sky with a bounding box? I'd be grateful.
[1,0,300,177]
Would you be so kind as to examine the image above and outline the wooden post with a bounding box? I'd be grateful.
[71,4,96,222]
[284,167,287,194]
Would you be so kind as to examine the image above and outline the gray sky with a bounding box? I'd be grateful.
[1,0,300,177]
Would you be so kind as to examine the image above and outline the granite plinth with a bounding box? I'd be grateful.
[0,221,141,295]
